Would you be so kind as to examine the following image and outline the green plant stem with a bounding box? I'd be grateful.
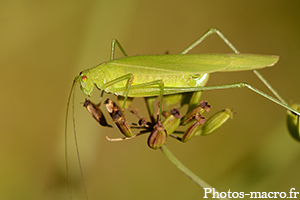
[160,145,229,200]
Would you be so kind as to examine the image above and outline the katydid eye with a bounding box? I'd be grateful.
[82,75,87,81]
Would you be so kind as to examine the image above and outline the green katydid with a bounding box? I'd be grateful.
[70,29,300,120]
[65,27,300,199]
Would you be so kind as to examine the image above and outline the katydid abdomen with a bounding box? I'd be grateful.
[92,68,209,97]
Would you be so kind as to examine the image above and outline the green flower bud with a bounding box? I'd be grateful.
[148,121,167,149]
[83,99,111,127]
[162,108,182,136]
[104,99,133,137]
[196,108,233,136]
[287,103,300,141]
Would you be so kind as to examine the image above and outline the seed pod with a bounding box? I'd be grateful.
[197,108,233,136]
[104,99,133,137]
[148,121,167,149]
[83,99,111,127]
[287,103,300,142]
[181,101,210,126]
[162,108,182,136]
[182,113,205,142]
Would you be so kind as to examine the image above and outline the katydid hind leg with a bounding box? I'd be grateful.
[110,39,128,60]
[253,69,288,105]
[181,28,287,107]
[180,27,239,55]
[163,83,300,116]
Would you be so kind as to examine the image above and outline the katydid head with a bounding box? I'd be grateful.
[76,70,94,96]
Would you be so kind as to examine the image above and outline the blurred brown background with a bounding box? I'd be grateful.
[1,1,300,199]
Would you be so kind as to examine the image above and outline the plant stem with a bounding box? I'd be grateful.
[160,145,229,200]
